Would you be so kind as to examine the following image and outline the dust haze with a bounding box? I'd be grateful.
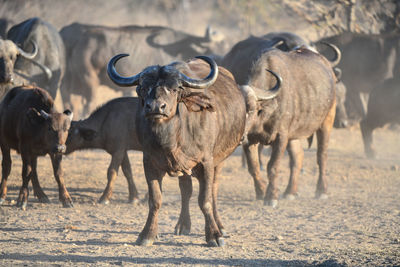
[0,1,399,266]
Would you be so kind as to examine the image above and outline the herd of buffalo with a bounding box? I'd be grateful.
[0,17,399,247]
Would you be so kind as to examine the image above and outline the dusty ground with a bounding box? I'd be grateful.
[0,126,399,266]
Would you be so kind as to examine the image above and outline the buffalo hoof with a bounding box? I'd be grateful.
[99,199,110,205]
[264,199,278,208]
[136,237,154,247]
[16,201,27,210]
[316,193,328,200]
[62,201,74,208]
[207,237,225,247]
[128,198,140,205]
[365,150,376,159]
[283,194,297,200]
[38,196,50,203]
[174,225,191,235]
[0,198,5,205]
[220,229,227,236]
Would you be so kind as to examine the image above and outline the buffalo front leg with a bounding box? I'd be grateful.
[121,152,139,204]
[197,160,224,247]
[264,135,289,207]
[283,139,304,200]
[0,145,11,205]
[175,175,192,235]
[17,153,34,210]
[315,103,335,199]
[136,159,165,246]
[242,142,266,200]
[50,153,73,207]
[360,119,376,159]
[212,164,226,236]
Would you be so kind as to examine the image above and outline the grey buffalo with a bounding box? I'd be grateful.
[318,32,400,125]
[360,76,400,158]
[5,17,66,99]
[241,47,337,207]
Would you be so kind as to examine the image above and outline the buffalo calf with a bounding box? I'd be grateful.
[0,85,73,209]
[66,97,141,204]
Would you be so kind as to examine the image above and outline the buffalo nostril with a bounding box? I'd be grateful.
[160,103,167,111]
[145,103,152,111]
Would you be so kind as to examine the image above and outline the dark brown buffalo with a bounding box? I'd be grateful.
[0,86,73,209]
[360,76,400,158]
[318,32,400,125]
[108,55,246,247]
[5,17,65,99]
[65,97,141,204]
[241,47,337,207]
[60,23,225,116]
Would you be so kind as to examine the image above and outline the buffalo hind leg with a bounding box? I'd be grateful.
[0,145,11,205]
[136,159,165,246]
[264,135,289,207]
[283,139,304,200]
[315,103,335,199]
[243,142,266,200]
[121,152,139,204]
[31,171,50,203]
[175,175,192,235]
[99,151,124,204]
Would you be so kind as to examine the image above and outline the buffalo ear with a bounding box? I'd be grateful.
[79,127,97,141]
[181,92,215,112]
[27,108,44,124]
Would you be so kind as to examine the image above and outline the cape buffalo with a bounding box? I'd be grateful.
[0,38,38,97]
[360,76,400,158]
[6,17,65,99]
[241,47,337,207]
[65,97,141,204]
[60,23,225,116]
[108,55,246,247]
[0,86,73,209]
[221,32,342,200]
[318,32,400,125]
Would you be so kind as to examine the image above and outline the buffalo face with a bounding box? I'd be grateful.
[0,39,38,85]
[28,108,73,154]
[0,40,18,84]
[107,54,219,122]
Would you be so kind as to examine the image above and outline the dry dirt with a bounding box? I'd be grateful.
[0,126,399,266]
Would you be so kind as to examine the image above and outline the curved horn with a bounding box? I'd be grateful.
[179,55,218,89]
[40,110,51,120]
[256,69,282,100]
[17,40,38,60]
[320,41,341,67]
[333,67,342,81]
[107,54,140,87]
[29,59,52,81]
